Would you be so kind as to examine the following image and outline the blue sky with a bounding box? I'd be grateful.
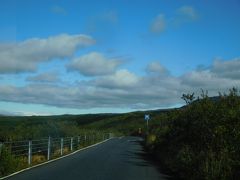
[0,0,240,115]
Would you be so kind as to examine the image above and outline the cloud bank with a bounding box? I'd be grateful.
[67,52,123,76]
[27,72,61,83]
[0,34,95,74]
[0,58,239,110]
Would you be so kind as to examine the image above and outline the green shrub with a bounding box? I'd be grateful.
[145,88,240,179]
[0,146,19,177]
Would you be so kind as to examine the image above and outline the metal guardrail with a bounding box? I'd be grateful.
[1,132,112,166]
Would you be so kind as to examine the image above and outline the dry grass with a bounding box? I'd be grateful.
[32,155,46,165]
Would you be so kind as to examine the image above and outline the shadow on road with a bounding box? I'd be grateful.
[123,138,180,180]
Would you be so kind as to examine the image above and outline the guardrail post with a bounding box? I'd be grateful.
[0,142,3,154]
[28,140,32,166]
[70,137,73,151]
[78,136,80,146]
[60,138,63,156]
[47,137,51,160]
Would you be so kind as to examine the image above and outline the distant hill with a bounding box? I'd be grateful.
[0,95,232,141]
[0,108,173,141]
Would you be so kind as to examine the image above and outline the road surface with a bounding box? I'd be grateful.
[7,137,170,180]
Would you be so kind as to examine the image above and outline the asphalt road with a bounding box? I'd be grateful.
[7,137,170,180]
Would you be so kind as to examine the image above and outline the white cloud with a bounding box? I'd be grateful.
[93,69,140,89]
[180,58,240,92]
[67,52,123,76]
[146,62,169,75]
[211,58,240,79]
[150,14,166,34]
[181,70,222,88]
[26,72,60,83]
[0,34,95,74]
[150,6,198,34]
[0,110,24,116]
[0,58,240,110]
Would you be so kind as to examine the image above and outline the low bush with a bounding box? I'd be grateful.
[0,146,20,177]
[146,88,240,179]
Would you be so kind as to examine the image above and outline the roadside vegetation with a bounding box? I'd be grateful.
[1,88,240,179]
[145,88,240,179]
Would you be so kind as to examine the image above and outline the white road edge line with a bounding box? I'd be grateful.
[0,138,115,180]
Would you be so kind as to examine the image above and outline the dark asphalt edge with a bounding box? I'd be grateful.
[0,138,115,180]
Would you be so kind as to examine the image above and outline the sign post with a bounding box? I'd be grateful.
[144,114,150,135]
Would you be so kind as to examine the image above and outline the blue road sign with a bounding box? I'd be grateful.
[144,114,150,121]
